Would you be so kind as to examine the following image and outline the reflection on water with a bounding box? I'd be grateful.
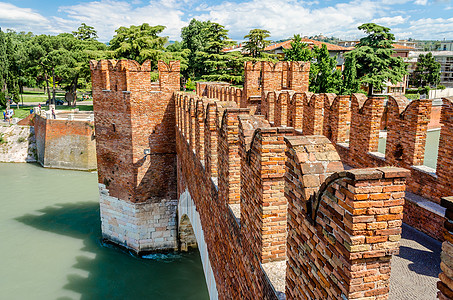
[378,129,440,169]
[0,163,208,300]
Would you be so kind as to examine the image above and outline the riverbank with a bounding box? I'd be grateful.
[0,123,36,163]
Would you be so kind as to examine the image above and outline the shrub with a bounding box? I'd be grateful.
[185,78,196,91]
[405,93,420,100]
[17,136,26,143]
[437,84,446,90]
[0,92,6,108]
[0,134,7,144]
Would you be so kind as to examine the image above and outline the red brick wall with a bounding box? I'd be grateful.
[175,88,407,299]
[439,196,453,299]
[385,97,431,168]
[90,59,179,203]
[284,138,408,299]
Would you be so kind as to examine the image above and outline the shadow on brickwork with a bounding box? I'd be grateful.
[398,223,441,278]
[15,202,208,300]
[134,101,177,201]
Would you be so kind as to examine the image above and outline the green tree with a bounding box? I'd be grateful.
[72,23,98,41]
[109,23,167,67]
[345,23,407,96]
[413,52,440,88]
[181,19,211,78]
[310,44,342,93]
[340,50,361,94]
[243,29,271,58]
[163,41,190,73]
[283,34,313,62]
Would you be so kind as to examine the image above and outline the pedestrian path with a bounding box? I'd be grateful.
[390,223,441,299]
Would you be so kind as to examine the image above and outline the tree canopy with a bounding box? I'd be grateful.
[412,52,440,88]
[243,29,271,58]
[344,23,407,95]
[109,23,167,67]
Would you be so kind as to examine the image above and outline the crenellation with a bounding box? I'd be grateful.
[92,59,452,300]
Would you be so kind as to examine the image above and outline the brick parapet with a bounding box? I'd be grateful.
[284,136,409,300]
[385,96,431,168]
[348,95,385,167]
[303,93,325,135]
[173,89,410,299]
[287,92,304,131]
[323,94,349,144]
[436,98,453,202]
[218,107,251,206]
[240,123,296,263]
[439,196,453,299]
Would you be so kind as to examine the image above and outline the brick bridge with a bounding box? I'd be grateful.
[90,59,453,299]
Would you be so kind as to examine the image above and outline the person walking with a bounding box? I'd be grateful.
[52,108,56,119]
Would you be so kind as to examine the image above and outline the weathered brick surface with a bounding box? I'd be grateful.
[284,140,409,300]
[439,196,453,299]
[92,60,449,299]
[90,59,179,252]
[34,114,96,170]
[385,96,431,168]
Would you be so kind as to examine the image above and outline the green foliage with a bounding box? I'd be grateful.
[345,23,407,95]
[72,23,98,41]
[109,23,167,67]
[283,34,313,62]
[0,133,7,144]
[405,92,420,100]
[17,136,26,143]
[417,85,430,96]
[309,45,342,93]
[340,50,361,94]
[163,41,190,72]
[185,78,196,90]
[284,37,340,93]
[412,52,440,88]
[243,29,271,58]
[150,71,159,82]
[0,91,6,108]
[437,84,446,90]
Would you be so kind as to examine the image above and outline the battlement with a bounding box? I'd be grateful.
[92,60,452,299]
[90,59,180,95]
[175,91,410,299]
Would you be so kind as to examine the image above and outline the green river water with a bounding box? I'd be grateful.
[0,163,209,300]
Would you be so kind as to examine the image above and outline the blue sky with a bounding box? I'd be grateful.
[1,0,452,42]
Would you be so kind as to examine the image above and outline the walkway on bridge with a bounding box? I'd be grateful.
[390,223,441,299]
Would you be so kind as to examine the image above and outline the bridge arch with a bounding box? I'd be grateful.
[178,189,218,299]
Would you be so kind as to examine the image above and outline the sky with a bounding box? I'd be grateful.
[1,0,452,42]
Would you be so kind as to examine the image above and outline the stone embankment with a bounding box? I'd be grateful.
[0,123,36,163]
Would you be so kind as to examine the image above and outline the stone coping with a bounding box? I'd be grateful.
[228,203,240,226]
[412,165,437,178]
[261,260,286,300]
[405,191,446,217]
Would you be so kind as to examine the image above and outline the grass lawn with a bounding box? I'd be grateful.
[3,105,93,120]
[19,91,89,102]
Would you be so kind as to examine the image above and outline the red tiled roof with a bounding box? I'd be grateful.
[265,39,350,52]
[391,44,415,50]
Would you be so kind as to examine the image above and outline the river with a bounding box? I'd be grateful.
[0,163,209,300]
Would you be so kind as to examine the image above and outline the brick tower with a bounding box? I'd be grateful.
[90,59,180,253]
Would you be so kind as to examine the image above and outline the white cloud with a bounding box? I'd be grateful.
[0,0,451,42]
[194,0,383,40]
[371,16,408,27]
[0,2,53,33]
[57,0,187,41]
